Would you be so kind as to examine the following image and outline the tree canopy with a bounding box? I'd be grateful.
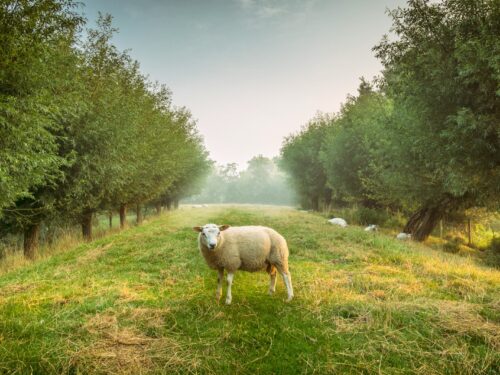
[280,0,499,240]
[0,1,209,257]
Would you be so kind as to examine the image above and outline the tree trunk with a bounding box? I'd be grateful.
[24,223,40,259]
[323,188,333,211]
[136,204,143,225]
[109,211,113,229]
[173,199,179,209]
[82,211,93,241]
[165,199,172,211]
[403,205,444,241]
[155,202,162,215]
[120,204,127,229]
[46,226,56,246]
[311,196,319,211]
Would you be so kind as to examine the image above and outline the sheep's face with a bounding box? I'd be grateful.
[193,223,230,250]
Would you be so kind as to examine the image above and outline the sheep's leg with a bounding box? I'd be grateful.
[277,264,294,302]
[281,271,293,302]
[225,272,234,305]
[216,269,224,302]
[281,271,294,302]
[268,266,277,295]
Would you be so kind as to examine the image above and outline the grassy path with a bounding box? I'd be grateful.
[0,205,498,374]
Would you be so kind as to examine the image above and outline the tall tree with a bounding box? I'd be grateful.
[373,0,500,240]
[0,0,84,257]
[320,79,392,207]
[280,116,333,210]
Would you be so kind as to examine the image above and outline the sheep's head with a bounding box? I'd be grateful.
[193,223,230,250]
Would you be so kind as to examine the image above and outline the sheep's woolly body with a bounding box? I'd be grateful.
[396,232,412,240]
[199,226,288,273]
[328,218,347,227]
[196,224,293,304]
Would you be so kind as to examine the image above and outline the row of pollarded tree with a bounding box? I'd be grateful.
[0,2,210,258]
[280,0,499,241]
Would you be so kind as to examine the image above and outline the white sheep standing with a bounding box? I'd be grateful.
[364,224,378,232]
[328,218,348,227]
[193,224,294,305]
[396,232,412,240]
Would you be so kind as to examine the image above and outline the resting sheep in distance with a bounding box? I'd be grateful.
[193,224,294,305]
[396,232,412,240]
[328,218,347,227]
[364,224,378,232]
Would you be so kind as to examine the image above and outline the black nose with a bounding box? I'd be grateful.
[208,245,215,250]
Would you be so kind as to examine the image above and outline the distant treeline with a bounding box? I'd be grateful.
[186,156,296,206]
[280,0,499,241]
[0,1,209,258]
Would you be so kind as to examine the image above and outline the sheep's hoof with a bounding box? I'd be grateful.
[225,298,232,305]
[286,295,294,303]
[268,289,275,295]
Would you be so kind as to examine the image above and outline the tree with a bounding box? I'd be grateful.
[0,0,83,214]
[280,116,333,210]
[0,0,84,257]
[320,79,393,207]
[54,13,139,239]
[373,0,500,240]
[187,156,295,206]
[151,109,210,213]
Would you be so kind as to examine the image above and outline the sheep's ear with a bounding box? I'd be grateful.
[193,226,203,232]
[219,225,230,231]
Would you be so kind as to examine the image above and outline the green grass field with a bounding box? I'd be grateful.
[0,205,498,374]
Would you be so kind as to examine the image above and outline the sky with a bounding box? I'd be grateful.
[82,0,407,168]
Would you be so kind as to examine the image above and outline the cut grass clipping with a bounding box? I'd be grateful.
[0,205,498,374]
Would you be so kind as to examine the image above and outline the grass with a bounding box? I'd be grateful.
[0,205,498,374]
[0,212,140,275]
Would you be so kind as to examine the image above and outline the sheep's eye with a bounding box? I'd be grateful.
[202,233,206,237]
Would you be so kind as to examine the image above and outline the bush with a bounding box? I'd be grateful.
[443,240,461,254]
[488,237,500,254]
[483,237,500,268]
[356,207,390,225]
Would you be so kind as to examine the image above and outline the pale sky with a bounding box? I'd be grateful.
[82,0,407,168]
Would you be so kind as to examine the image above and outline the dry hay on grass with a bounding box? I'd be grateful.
[77,242,114,265]
[434,300,500,350]
[73,312,154,374]
[126,307,170,330]
[0,282,36,297]
[71,310,208,375]
[116,284,148,304]
[327,301,500,375]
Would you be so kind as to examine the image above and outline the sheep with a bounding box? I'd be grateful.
[193,223,294,305]
[328,218,347,227]
[396,232,412,240]
[364,224,378,232]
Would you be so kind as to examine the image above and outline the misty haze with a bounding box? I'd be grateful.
[0,1,498,374]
